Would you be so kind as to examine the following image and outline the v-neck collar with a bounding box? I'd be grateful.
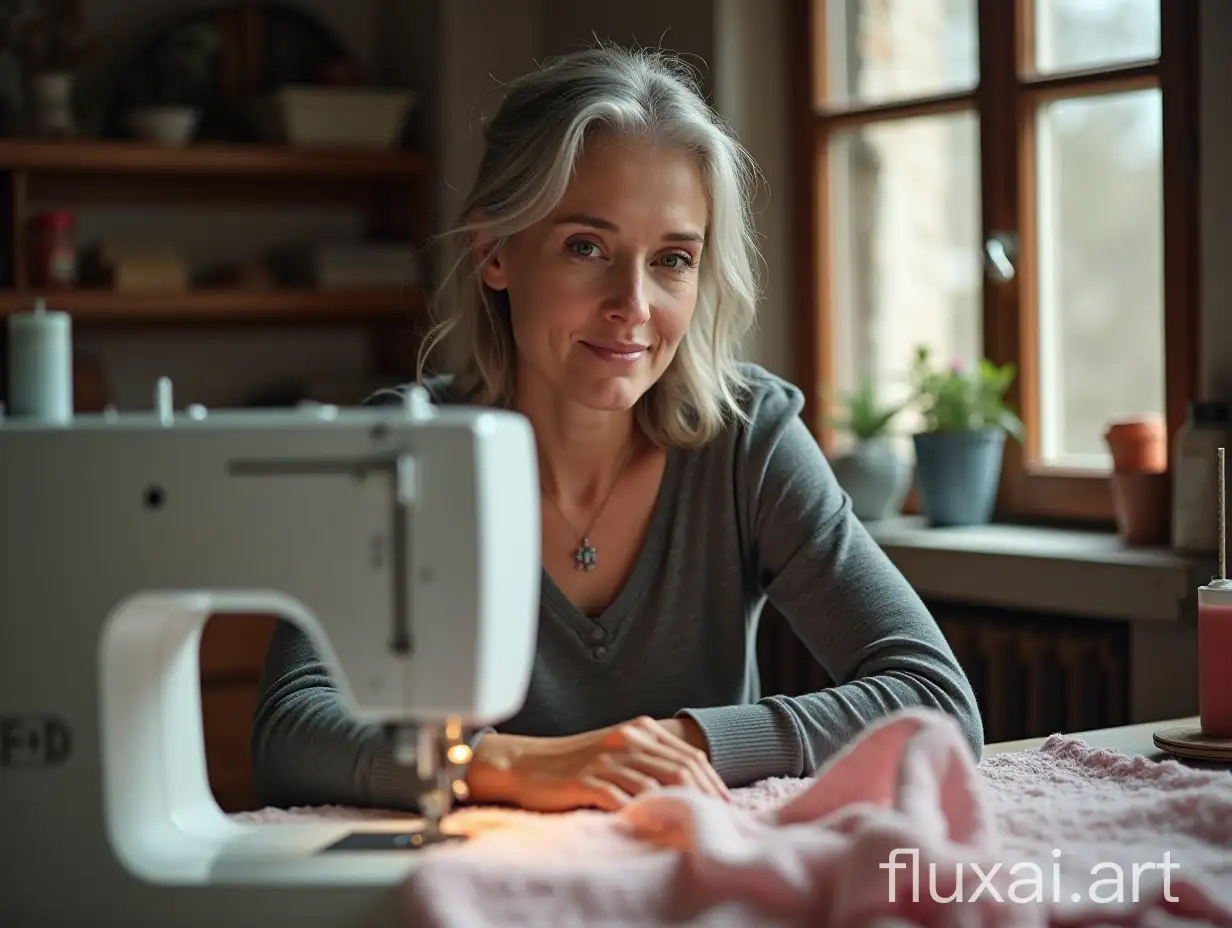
[540,447,683,640]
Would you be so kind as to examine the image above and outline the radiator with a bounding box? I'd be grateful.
[756,602,1130,744]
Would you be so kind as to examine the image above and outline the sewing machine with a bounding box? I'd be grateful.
[0,379,542,927]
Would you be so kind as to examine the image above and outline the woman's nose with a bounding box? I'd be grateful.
[604,263,652,324]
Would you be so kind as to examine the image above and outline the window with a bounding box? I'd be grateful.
[795,0,1199,523]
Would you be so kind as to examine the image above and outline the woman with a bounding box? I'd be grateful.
[251,44,982,815]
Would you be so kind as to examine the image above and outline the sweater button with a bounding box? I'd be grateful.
[590,627,604,642]
[593,646,608,659]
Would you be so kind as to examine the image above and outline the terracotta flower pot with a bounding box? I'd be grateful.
[1104,414,1167,474]
[1110,472,1170,546]
[1104,412,1169,547]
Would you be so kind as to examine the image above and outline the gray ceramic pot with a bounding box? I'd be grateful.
[912,428,1006,526]
[830,437,911,522]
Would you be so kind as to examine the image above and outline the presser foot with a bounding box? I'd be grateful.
[351,721,470,852]
[318,785,465,854]
[416,784,459,844]
[320,828,465,852]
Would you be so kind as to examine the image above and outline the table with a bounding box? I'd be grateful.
[982,716,1199,760]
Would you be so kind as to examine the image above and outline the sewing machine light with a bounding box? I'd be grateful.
[448,743,473,765]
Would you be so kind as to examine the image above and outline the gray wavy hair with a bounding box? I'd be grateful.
[416,43,763,448]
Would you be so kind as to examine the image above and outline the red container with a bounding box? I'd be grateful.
[1199,583,1232,738]
[28,209,77,288]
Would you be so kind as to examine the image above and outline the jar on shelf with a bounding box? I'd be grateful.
[28,209,78,288]
[1172,399,1231,553]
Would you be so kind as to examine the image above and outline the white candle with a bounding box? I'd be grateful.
[7,298,72,423]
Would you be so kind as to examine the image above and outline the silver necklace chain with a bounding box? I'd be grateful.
[541,449,635,572]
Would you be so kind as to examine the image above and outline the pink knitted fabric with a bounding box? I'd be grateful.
[236,710,1232,927]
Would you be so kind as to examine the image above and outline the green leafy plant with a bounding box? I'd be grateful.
[0,0,94,74]
[118,22,218,108]
[827,378,906,441]
[910,345,1024,440]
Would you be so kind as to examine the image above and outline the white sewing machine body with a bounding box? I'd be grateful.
[0,395,541,926]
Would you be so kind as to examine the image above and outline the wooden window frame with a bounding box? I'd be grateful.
[792,0,1201,527]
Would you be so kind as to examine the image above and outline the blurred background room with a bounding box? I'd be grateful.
[0,0,1223,811]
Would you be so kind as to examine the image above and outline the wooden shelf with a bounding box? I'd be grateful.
[0,141,434,325]
[0,139,430,180]
[0,288,424,324]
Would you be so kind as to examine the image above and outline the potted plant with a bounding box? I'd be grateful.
[909,345,1024,526]
[826,379,911,522]
[119,23,216,146]
[3,0,94,138]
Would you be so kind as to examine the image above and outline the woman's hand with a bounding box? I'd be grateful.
[465,715,730,812]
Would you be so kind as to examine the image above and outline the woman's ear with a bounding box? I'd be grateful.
[476,236,508,291]
[468,211,508,291]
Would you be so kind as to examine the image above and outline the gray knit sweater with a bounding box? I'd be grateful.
[250,363,982,810]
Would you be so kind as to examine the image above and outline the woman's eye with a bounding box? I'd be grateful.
[660,252,694,271]
[569,241,601,258]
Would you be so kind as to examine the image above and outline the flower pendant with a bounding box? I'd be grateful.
[573,537,598,571]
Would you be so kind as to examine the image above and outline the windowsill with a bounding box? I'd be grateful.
[864,516,1213,624]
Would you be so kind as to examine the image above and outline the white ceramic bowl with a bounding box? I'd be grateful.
[126,106,200,146]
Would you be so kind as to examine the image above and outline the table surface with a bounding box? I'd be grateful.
[982,716,1200,760]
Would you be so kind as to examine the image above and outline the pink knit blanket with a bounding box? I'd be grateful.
[236,710,1232,927]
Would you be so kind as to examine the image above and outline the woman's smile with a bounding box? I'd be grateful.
[582,341,649,364]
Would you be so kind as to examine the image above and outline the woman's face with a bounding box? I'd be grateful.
[480,133,709,412]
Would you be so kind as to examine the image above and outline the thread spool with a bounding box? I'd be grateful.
[7,297,72,423]
[1220,447,1226,581]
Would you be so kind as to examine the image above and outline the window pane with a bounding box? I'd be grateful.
[1033,0,1160,75]
[825,0,978,108]
[1035,88,1164,469]
[827,111,983,453]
